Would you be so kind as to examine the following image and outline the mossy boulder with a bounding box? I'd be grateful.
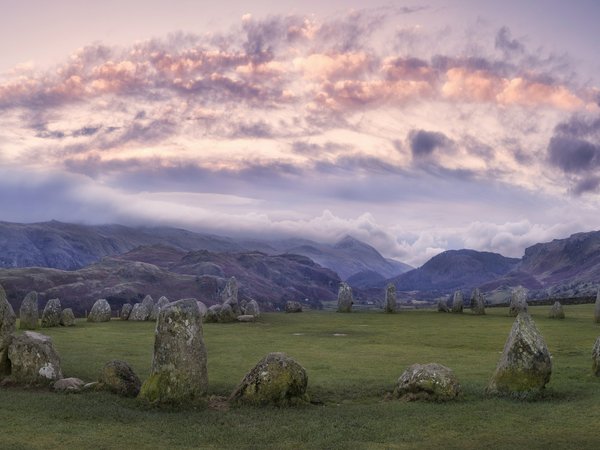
[487,313,552,398]
[19,291,39,330]
[393,363,461,401]
[285,301,303,313]
[229,352,309,407]
[384,283,396,313]
[548,301,565,319]
[451,290,463,313]
[60,308,76,326]
[139,299,208,405]
[470,288,486,315]
[41,298,61,328]
[592,337,600,377]
[337,282,353,313]
[88,299,112,322]
[0,284,16,376]
[129,302,150,321]
[7,331,63,385]
[509,287,528,317]
[120,303,133,320]
[98,360,141,397]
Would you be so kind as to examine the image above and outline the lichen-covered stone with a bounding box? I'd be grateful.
[197,301,208,317]
[487,313,552,398]
[437,298,449,312]
[509,287,528,317]
[393,363,461,402]
[19,291,39,330]
[592,337,600,377]
[337,282,353,313]
[7,331,63,385]
[548,301,565,319]
[88,299,112,322]
[285,301,303,313]
[229,352,309,406]
[141,295,155,321]
[139,299,208,405]
[41,298,61,328]
[149,296,169,322]
[470,288,486,315]
[128,302,150,321]
[244,299,260,317]
[98,360,141,397]
[204,304,222,323]
[120,303,133,320]
[221,277,241,315]
[594,289,600,323]
[60,308,75,326]
[218,303,237,323]
[384,283,396,313]
[53,377,84,393]
[451,290,463,313]
[0,284,16,376]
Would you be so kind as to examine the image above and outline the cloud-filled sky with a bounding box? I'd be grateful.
[1,0,600,266]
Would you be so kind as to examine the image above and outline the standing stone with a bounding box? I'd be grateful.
[0,284,16,376]
[337,282,353,313]
[141,295,155,321]
[509,287,528,317]
[19,291,39,330]
[8,331,63,385]
[592,337,600,376]
[60,308,76,326]
[120,303,133,320]
[285,301,303,313]
[129,303,150,321]
[229,352,309,406]
[197,301,208,317]
[451,290,463,313]
[98,360,141,397]
[221,277,240,315]
[384,283,396,313]
[218,303,237,323]
[437,298,449,312]
[393,363,462,401]
[548,301,565,319]
[487,313,552,398]
[594,289,600,323]
[204,304,222,323]
[87,299,112,322]
[470,288,486,315]
[244,299,260,317]
[139,299,208,405]
[149,296,169,322]
[41,298,62,328]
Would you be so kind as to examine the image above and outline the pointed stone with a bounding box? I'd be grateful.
[19,291,39,330]
[451,290,463,313]
[592,337,600,377]
[0,284,16,377]
[470,288,486,315]
[548,301,565,319]
[120,303,133,320]
[337,282,353,313]
[140,295,155,321]
[41,298,61,328]
[129,302,150,321]
[487,313,552,398]
[149,296,169,321]
[509,287,528,317]
[384,283,396,313]
[87,299,111,322]
[221,277,240,315]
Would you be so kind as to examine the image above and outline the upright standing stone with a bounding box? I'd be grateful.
[221,277,240,315]
[120,303,133,320]
[0,284,16,376]
[139,299,208,405]
[129,303,150,321]
[451,290,463,313]
[149,296,169,321]
[141,295,155,321]
[8,331,63,385]
[487,313,552,398]
[87,299,112,322]
[470,288,486,315]
[41,298,62,328]
[60,308,76,326]
[437,298,449,312]
[197,301,208,317]
[594,289,600,323]
[337,282,353,313]
[548,301,565,319]
[509,287,528,317]
[384,283,396,313]
[19,291,39,330]
[592,337,600,376]
[244,299,260,317]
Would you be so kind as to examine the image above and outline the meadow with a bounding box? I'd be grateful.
[1,305,600,449]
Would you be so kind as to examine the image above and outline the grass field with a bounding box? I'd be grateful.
[1,305,600,449]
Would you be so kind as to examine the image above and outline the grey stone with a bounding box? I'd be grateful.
[219,303,237,323]
[384,283,396,313]
[593,337,600,377]
[548,301,565,319]
[139,299,208,405]
[509,287,528,317]
[129,302,150,321]
[197,301,208,317]
[60,308,76,326]
[8,331,63,385]
[237,315,256,322]
[53,377,85,393]
[120,303,133,320]
[437,298,449,312]
[229,352,309,406]
[470,288,486,315]
[98,360,141,397]
[451,290,463,313]
[221,277,240,315]
[140,295,155,321]
[204,304,222,323]
[0,284,16,376]
[41,298,62,328]
[285,301,303,313]
[149,296,169,322]
[337,282,353,313]
[19,291,39,330]
[393,363,461,401]
[487,313,552,398]
[87,299,112,322]
[244,299,260,317]
[594,289,600,323]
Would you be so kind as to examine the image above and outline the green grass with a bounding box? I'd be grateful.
[2,305,600,449]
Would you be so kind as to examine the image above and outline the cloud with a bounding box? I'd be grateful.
[408,129,453,158]
[495,27,525,56]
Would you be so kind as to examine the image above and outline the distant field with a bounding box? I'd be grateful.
[1,305,600,449]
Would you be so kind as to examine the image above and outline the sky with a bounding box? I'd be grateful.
[1,0,599,266]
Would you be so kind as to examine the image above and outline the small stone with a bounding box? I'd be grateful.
[98,360,141,397]
[285,301,303,313]
[337,282,353,313]
[204,304,222,323]
[592,337,600,377]
[244,299,260,317]
[437,298,449,313]
[149,296,169,322]
[393,363,461,402]
[41,298,62,328]
[53,377,85,393]
[229,352,309,406]
[0,284,16,376]
[19,291,39,330]
[87,299,112,322]
[237,315,256,322]
[509,287,528,317]
[60,308,76,326]
[120,303,133,320]
[218,303,237,323]
[470,288,486,315]
[7,331,63,385]
[384,283,396,313]
[548,301,565,319]
[451,290,463,313]
[221,277,241,315]
[128,302,150,321]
